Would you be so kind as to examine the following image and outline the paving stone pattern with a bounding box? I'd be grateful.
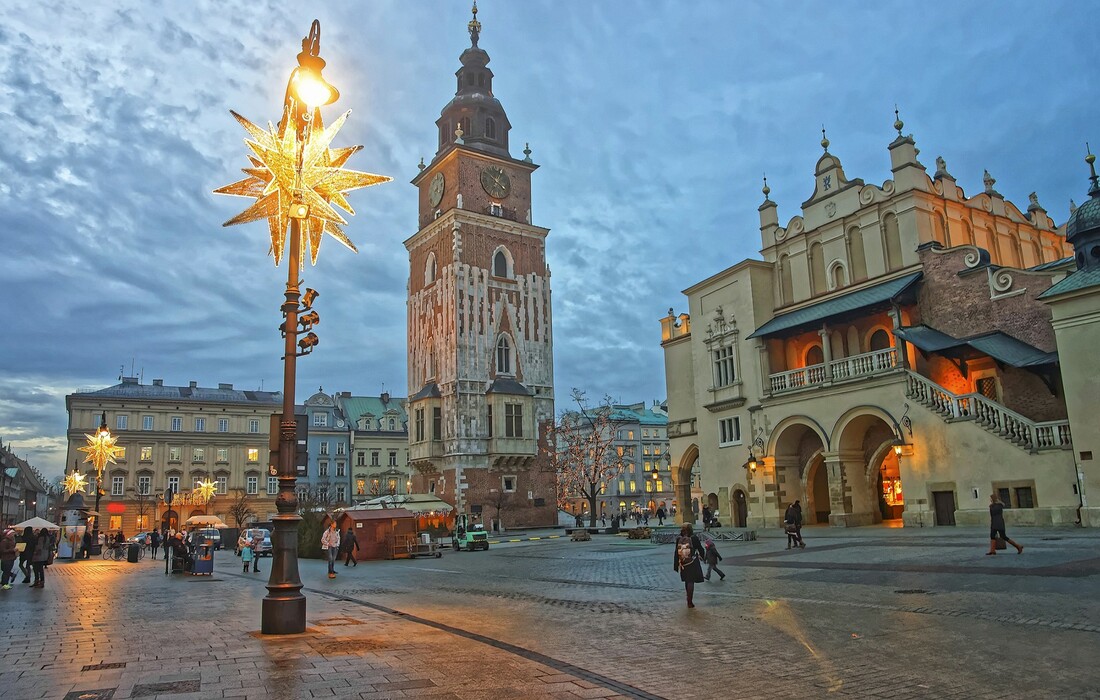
[1,525,1099,699]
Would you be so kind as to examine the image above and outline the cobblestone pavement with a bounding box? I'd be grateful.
[2,525,1099,699]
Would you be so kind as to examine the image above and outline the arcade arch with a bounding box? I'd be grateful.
[832,408,904,525]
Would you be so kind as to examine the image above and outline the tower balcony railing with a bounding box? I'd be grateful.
[768,347,898,394]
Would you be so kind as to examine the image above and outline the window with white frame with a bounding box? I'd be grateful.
[319,441,329,456]
[246,476,258,494]
[216,476,227,494]
[168,475,180,493]
[718,417,742,446]
[137,475,151,495]
[502,475,517,493]
[171,416,182,432]
[247,448,259,462]
[217,448,229,462]
[505,403,523,438]
[111,476,125,496]
[116,446,127,461]
[267,476,278,495]
[192,448,205,463]
[218,418,229,433]
[336,485,346,502]
[313,413,328,427]
[371,451,380,466]
[116,415,128,430]
[713,346,736,387]
[336,462,345,477]
[319,461,328,477]
[169,446,182,462]
[388,451,397,467]
[195,417,206,432]
[249,419,260,433]
[336,442,346,456]
[142,415,154,431]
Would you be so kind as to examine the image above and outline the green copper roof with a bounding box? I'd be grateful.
[1038,267,1100,299]
[336,395,408,425]
[894,325,1057,367]
[748,272,922,339]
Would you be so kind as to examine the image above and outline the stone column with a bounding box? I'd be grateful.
[823,450,875,527]
[671,469,693,525]
[888,306,910,369]
[757,340,772,397]
[819,325,833,381]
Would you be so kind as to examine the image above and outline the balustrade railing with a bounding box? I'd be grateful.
[769,348,897,394]
[905,371,1071,452]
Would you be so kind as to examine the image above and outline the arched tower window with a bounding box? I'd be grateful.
[883,213,903,271]
[485,117,496,140]
[492,247,513,278]
[830,261,847,290]
[869,329,892,351]
[424,252,437,286]
[809,242,826,295]
[805,345,824,366]
[778,253,794,306]
[496,335,512,375]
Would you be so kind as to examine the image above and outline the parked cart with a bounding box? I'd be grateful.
[402,533,443,558]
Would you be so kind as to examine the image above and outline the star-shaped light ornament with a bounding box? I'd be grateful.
[63,471,88,497]
[194,479,218,504]
[214,107,391,266]
[78,427,124,474]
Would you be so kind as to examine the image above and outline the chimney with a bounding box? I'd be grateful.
[381,392,391,404]
[218,383,233,390]
[189,381,198,389]
[122,376,139,385]
[152,379,163,386]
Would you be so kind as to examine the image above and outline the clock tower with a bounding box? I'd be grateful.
[406,3,556,528]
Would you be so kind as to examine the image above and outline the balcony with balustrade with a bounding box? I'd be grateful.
[768,346,900,394]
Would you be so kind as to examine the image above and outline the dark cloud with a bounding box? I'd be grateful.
[1,1,1094,478]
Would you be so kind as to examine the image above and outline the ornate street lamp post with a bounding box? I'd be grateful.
[78,412,123,553]
[215,20,389,635]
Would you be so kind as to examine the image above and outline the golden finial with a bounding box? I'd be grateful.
[820,126,830,153]
[893,104,904,136]
[762,174,771,201]
[468,1,482,47]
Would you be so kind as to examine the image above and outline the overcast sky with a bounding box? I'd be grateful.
[1,1,1094,480]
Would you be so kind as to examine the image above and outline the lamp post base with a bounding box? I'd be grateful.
[261,595,307,635]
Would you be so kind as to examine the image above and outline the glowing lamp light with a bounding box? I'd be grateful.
[289,63,339,110]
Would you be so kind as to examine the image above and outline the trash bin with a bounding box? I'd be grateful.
[127,543,140,563]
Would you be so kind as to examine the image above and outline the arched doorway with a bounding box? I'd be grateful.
[769,418,828,527]
[834,410,902,526]
[807,456,830,524]
[733,490,748,528]
[161,509,179,532]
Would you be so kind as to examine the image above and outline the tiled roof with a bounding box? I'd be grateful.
[72,381,281,405]
[337,396,408,423]
[895,325,1057,367]
[486,377,532,396]
[1038,267,1100,299]
[748,272,922,339]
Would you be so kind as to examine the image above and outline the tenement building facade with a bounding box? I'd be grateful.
[661,118,1096,529]
[65,377,281,533]
[405,8,556,527]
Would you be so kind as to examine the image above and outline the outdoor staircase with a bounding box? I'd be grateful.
[904,371,1072,453]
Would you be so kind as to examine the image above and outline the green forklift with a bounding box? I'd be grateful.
[452,514,490,551]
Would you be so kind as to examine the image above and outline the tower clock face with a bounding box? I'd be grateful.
[428,172,445,207]
[480,166,511,199]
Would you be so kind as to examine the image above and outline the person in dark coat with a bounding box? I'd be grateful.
[30,528,52,588]
[342,528,360,567]
[150,529,161,559]
[703,539,725,581]
[0,526,18,588]
[987,494,1023,555]
[80,529,92,559]
[19,526,35,583]
[673,523,707,608]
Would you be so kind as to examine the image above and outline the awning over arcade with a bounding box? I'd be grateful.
[893,325,1058,367]
[748,272,922,339]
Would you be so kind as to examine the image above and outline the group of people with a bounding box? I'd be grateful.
[319,521,361,579]
[0,526,56,589]
[783,501,806,549]
[237,531,265,573]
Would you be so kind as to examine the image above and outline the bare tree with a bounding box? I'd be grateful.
[226,489,256,529]
[541,389,630,528]
[488,487,514,533]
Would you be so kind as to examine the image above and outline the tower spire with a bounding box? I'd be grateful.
[468,1,481,48]
[1087,142,1099,198]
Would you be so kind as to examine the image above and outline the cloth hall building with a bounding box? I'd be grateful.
[660,119,1100,530]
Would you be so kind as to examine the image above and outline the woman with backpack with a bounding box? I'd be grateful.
[673,523,707,608]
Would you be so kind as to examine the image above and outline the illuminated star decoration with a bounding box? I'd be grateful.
[194,479,218,504]
[214,107,391,266]
[78,427,124,474]
[62,470,88,497]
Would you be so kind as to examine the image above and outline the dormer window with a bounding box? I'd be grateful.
[496,335,512,375]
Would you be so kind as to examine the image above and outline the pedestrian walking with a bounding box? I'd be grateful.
[31,528,52,588]
[987,494,1023,555]
[80,529,92,559]
[600,513,607,527]
[702,506,712,531]
[656,506,665,526]
[240,537,254,573]
[321,521,341,579]
[793,500,805,547]
[643,511,650,527]
[703,539,725,581]
[783,503,804,549]
[673,523,706,608]
[342,527,359,567]
[0,525,18,589]
[150,530,161,560]
[19,526,35,583]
